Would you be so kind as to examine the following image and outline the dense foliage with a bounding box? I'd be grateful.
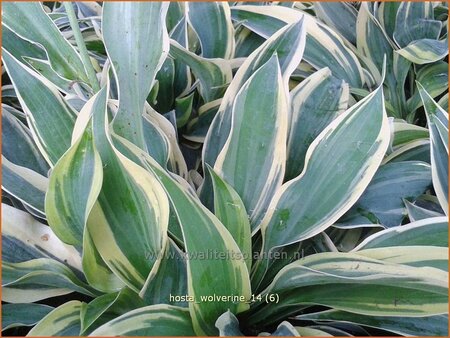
[1,1,448,336]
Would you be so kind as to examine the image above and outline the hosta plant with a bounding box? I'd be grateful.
[1,1,449,336]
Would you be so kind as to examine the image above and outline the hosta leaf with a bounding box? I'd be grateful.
[144,159,251,335]
[107,137,251,335]
[24,57,74,94]
[2,157,47,218]
[286,67,348,180]
[103,2,169,149]
[80,288,145,335]
[2,204,82,270]
[2,2,87,82]
[2,49,77,166]
[2,303,54,331]
[169,40,232,102]
[89,305,196,336]
[340,161,432,227]
[1,24,46,64]
[391,121,429,149]
[313,2,357,45]
[297,310,448,336]
[214,55,288,229]
[81,229,124,294]
[187,2,234,59]
[27,301,82,336]
[407,61,448,113]
[418,84,449,214]
[203,19,306,170]
[356,2,394,80]
[1,109,49,175]
[295,326,333,336]
[2,258,97,303]
[86,85,170,293]
[230,5,364,87]
[45,96,103,247]
[142,114,170,167]
[397,38,449,65]
[170,17,192,98]
[355,246,447,271]
[247,250,448,327]
[354,216,448,250]
[143,103,188,179]
[208,166,252,270]
[215,311,244,336]
[140,239,188,307]
[405,199,444,221]
[254,84,389,287]
[393,2,441,48]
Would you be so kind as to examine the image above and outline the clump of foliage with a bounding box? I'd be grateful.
[1,1,448,336]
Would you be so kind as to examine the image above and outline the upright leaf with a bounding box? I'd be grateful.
[253,85,390,287]
[46,96,103,246]
[2,2,88,82]
[229,5,364,87]
[215,55,288,229]
[2,49,76,166]
[87,85,170,292]
[286,67,348,180]
[418,84,449,214]
[103,2,169,149]
[203,19,306,169]
[187,2,235,59]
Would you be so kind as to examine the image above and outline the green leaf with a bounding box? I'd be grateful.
[87,85,170,292]
[2,2,88,82]
[286,67,348,180]
[230,5,364,87]
[140,239,188,307]
[45,98,103,246]
[27,301,82,336]
[297,310,448,336]
[103,2,169,149]
[253,84,389,288]
[1,109,49,175]
[203,19,306,170]
[340,161,432,227]
[407,62,448,112]
[313,2,357,45]
[208,166,252,270]
[81,230,124,294]
[393,2,441,48]
[1,24,46,64]
[107,137,251,335]
[356,2,394,81]
[418,84,449,214]
[169,40,232,102]
[2,258,98,303]
[2,157,47,218]
[80,288,145,335]
[215,311,244,336]
[187,2,235,59]
[24,57,74,94]
[89,305,196,336]
[2,303,53,331]
[405,199,444,221]
[2,49,77,166]
[247,250,448,327]
[1,204,82,270]
[354,216,448,249]
[397,38,449,65]
[214,55,288,229]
